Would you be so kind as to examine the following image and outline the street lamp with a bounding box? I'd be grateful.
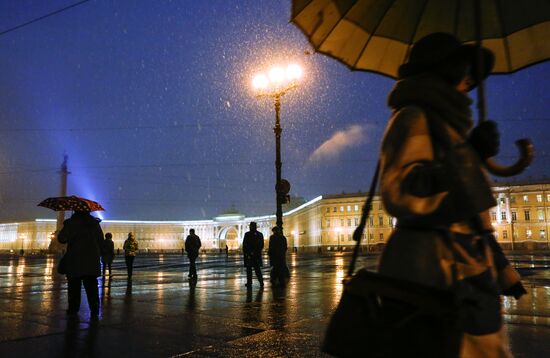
[252,63,303,233]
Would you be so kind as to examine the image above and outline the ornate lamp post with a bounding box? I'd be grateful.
[252,64,303,233]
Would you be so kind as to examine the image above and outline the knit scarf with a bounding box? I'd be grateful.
[387,74,473,138]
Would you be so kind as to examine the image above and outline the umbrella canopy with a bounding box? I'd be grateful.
[291,0,550,78]
[38,196,105,212]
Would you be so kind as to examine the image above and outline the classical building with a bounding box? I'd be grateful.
[1,182,548,252]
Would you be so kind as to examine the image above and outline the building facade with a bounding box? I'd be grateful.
[1,182,549,252]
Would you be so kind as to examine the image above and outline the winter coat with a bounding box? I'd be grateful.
[102,238,115,264]
[378,74,521,357]
[57,212,104,278]
[123,237,139,257]
[242,230,264,267]
[268,233,287,267]
[185,234,202,259]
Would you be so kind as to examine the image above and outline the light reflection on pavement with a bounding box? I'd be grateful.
[0,252,549,357]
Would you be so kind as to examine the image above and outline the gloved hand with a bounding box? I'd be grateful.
[468,120,500,159]
[502,281,527,299]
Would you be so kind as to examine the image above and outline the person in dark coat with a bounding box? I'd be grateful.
[268,226,289,287]
[242,222,264,288]
[102,232,115,276]
[57,211,104,316]
[185,229,201,279]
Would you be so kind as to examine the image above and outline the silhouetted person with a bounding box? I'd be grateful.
[378,32,526,356]
[123,232,138,279]
[185,229,201,279]
[242,222,264,288]
[57,211,104,317]
[101,232,115,276]
[225,244,229,258]
[268,226,289,287]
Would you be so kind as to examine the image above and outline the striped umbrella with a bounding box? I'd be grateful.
[38,196,105,212]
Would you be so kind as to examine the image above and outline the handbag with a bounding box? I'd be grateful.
[322,162,462,357]
[57,254,68,275]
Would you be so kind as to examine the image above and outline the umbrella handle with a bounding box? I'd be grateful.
[485,139,534,177]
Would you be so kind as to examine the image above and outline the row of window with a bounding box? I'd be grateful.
[326,204,361,213]
[333,232,386,242]
[325,216,393,228]
[499,229,546,240]
[491,209,547,222]
[497,193,550,204]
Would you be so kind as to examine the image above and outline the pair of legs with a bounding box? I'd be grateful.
[246,264,263,287]
[188,256,197,278]
[102,259,112,276]
[67,275,99,315]
[125,256,135,278]
[270,263,289,287]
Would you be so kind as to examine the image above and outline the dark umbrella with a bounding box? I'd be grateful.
[291,0,548,175]
[38,196,105,212]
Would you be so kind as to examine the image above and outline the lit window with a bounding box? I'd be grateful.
[378,216,384,226]
[524,210,531,221]
[501,211,507,221]
[491,212,497,221]
[526,229,532,239]
[326,219,330,228]
[326,207,330,213]
[511,212,517,221]
[340,219,344,227]
[379,233,384,241]
[347,218,351,226]
[347,205,351,212]
[523,195,529,203]
[537,194,542,202]
[354,217,359,226]
[333,207,337,212]
[502,230,508,239]
[369,233,374,241]
[348,234,352,241]
[538,209,545,222]
[388,217,393,225]
[541,230,546,239]
[368,216,374,226]
[354,205,359,212]
[510,196,516,204]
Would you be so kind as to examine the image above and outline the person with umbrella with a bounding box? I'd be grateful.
[123,232,139,279]
[57,210,104,317]
[377,32,526,357]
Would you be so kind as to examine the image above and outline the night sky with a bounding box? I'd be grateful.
[0,0,548,222]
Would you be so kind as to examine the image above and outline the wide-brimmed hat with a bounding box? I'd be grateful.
[398,32,494,87]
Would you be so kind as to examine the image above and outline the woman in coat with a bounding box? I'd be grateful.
[58,211,104,316]
[377,33,525,357]
[123,232,139,279]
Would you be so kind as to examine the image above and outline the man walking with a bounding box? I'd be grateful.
[185,229,201,279]
[242,222,264,288]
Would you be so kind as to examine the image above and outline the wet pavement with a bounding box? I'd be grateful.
[0,252,549,357]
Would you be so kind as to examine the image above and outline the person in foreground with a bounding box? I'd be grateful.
[378,33,526,357]
[58,210,104,317]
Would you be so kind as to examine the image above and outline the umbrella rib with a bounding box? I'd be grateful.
[352,0,398,69]
[315,1,359,50]
[407,0,431,44]
[494,0,513,72]
[452,0,461,36]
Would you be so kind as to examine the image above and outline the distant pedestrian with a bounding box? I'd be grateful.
[123,232,138,279]
[102,232,115,276]
[268,227,289,287]
[57,211,104,317]
[185,229,201,279]
[242,222,264,288]
[225,244,229,258]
